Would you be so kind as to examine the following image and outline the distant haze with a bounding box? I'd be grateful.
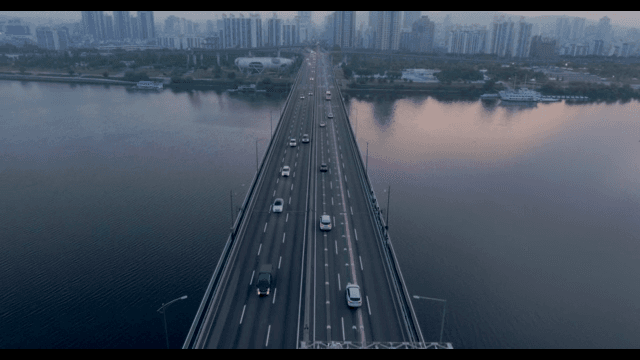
[2,11,640,29]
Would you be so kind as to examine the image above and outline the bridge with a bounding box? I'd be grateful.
[182,46,453,349]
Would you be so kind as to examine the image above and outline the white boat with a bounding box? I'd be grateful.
[499,88,559,102]
[134,81,163,90]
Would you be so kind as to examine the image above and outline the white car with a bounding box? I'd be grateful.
[289,138,297,147]
[309,92,313,96]
[346,284,362,308]
[300,95,305,99]
[281,166,290,177]
[272,198,284,213]
[327,113,334,119]
[301,134,310,143]
[319,122,326,127]
[320,215,331,231]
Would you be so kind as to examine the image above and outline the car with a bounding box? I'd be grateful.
[319,122,326,127]
[320,215,331,231]
[309,92,313,96]
[300,95,305,99]
[281,166,290,177]
[272,198,284,213]
[319,163,328,172]
[301,134,310,143]
[310,77,314,81]
[346,283,362,308]
[327,113,334,119]
[289,138,297,147]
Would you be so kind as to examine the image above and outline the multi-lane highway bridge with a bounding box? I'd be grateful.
[182,46,453,349]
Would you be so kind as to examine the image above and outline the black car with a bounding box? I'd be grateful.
[319,163,328,172]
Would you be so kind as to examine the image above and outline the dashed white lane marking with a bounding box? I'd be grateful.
[273,190,276,197]
[286,213,289,222]
[264,222,268,233]
[354,228,358,241]
[240,304,246,324]
[257,243,262,256]
[249,270,255,285]
[359,256,363,271]
[282,233,286,243]
[366,296,372,316]
[278,256,282,269]
[272,288,277,304]
[266,325,271,347]
[338,273,341,291]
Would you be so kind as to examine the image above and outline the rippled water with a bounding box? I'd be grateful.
[1,81,639,348]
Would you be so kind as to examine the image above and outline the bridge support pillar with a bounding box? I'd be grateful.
[216,52,221,67]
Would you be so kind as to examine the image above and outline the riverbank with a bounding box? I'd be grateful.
[0,72,293,92]
[0,73,138,86]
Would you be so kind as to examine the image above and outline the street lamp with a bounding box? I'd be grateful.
[413,295,447,346]
[256,138,267,173]
[157,295,188,349]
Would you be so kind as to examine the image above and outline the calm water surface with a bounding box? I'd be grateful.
[1,81,639,348]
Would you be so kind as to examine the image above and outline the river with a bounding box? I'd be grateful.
[1,80,639,348]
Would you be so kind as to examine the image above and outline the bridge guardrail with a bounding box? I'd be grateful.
[183,59,304,349]
[330,64,426,345]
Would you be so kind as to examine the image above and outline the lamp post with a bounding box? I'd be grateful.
[366,142,368,176]
[256,138,266,173]
[157,295,188,349]
[413,295,447,346]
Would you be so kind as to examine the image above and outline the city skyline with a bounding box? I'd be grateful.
[3,11,640,28]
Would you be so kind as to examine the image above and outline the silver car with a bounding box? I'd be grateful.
[289,138,297,147]
[346,283,362,308]
[302,134,310,143]
[320,215,331,231]
[281,166,290,177]
[272,198,284,213]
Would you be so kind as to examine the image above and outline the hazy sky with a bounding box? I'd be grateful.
[2,11,640,28]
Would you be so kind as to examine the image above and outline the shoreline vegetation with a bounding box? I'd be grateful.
[2,70,639,102]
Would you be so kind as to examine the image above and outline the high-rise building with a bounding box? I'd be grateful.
[249,13,263,48]
[530,35,556,58]
[268,13,283,47]
[1,19,31,35]
[403,15,435,53]
[137,11,155,40]
[555,16,571,44]
[105,15,114,40]
[512,18,533,57]
[164,15,179,36]
[597,16,612,42]
[374,11,401,51]
[298,11,312,43]
[113,11,131,41]
[36,26,69,50]
[130,16,140,40]
[206,20,215,35]
[283,20,297,46]
[489,15,515,57]
[447,25,486,55]
[403,11,421,29]
[570,17,585,41]
[333,11,356,48]
[81,11,106,41]
[592,39,604,55]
